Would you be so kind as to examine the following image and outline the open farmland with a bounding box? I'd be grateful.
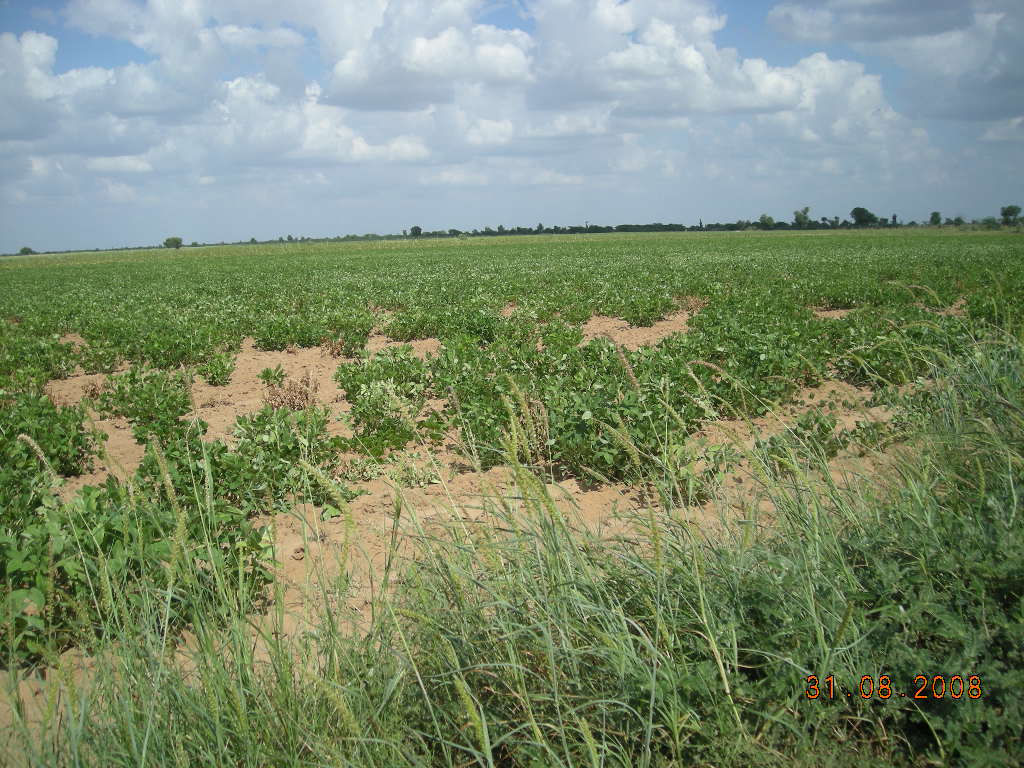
[3,230,1024,765]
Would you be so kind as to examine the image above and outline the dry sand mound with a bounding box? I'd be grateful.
[810,307,855,320]
[581,297,706,349]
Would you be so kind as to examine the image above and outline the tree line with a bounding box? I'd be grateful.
[401,204,1021,239]
[7,205,1020,257]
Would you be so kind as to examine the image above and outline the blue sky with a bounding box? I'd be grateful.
[1,0,1021,252]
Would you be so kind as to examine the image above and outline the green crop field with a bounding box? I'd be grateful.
[2,229,1023,766]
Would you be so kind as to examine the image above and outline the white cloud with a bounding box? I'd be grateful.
[423,167,489,185]
[0,0,1017,252]
[86,155,153,173]
[405,27,472,77]
[768,0,1024,120]
[0,32,61,139]
[768,1,974,43]
[99,178,138,203]
[466,118,515,145]
[214,24,306,49]
[982,117,1024,142]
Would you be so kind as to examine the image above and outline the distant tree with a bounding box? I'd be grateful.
[191,241,199,247]
[944,218,954,227]
[1001,205,1021,226]
[758,213,775,230]
[410,225,422,237]
[981,217,1000,230]
[286,234,293,241]
[163,236,183,249]
[793,207,811,228]
[891,214,898,226]
[850,207,878,227]
[929,211,942,227]
[536,222,544,233]
[249,237,257,244]
[18,246,35,255]
[448,229,461,237]
[497,224,506,234]
[953,216,965,227]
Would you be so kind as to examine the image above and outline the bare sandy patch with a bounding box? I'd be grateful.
[810,307,855,320]
[366,334,441,359]
[45,372,106,407]
[934,296,967,317]
[43,332,446,493]
[58,415,146,501]
[58,332,87,350]
[581,297,705,349]
[190,337,349,443]
[686,378,897,524]
[693,379,885,450]
[257,460,649,635]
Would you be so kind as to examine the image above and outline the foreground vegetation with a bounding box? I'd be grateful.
[2,230,1023,765]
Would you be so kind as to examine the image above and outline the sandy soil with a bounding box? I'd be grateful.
[10,363,902,755]
[934,296,967,317]
[44,333,446,491]
[256,462,648,638]
[58,415,146,500]
[191,337,351,443]
[811,296,967,321]
[58,332,87,350]
[581,297,706,349]
[686,378,895,524]
[38,325,895,626]
[810,307,855,320]
[45,372,107,407]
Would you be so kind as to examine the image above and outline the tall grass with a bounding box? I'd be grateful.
[4,333,1023,766]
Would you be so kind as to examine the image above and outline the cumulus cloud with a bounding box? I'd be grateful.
[86,154,153,173]
[767,0,974,43]
[768,0,1024,121]
[0,0,1015,251]
[326,19,534,110]
[0,32,62,140]
[982,117,1024,142]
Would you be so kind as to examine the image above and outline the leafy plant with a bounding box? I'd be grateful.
[197,350,235,386]
[226,405,351,510]
[96,365,201,444]
[258,364,285,387]
[0,391,100,526]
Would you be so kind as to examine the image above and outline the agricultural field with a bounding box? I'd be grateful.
[2,229,1024,766]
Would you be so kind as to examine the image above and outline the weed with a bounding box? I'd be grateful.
[197,350,235,386]
[258,364,286,387]
[263,369,319,410]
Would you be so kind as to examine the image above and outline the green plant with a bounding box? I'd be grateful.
[197,350,235,386]
[755,407,848,475]
[0,392,100,526]
[349,378,420,450]
[97,365,201,444]
[226,405,351,510]
[258,364,286,387]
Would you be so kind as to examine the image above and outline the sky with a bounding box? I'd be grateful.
[1,0,1022,252]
